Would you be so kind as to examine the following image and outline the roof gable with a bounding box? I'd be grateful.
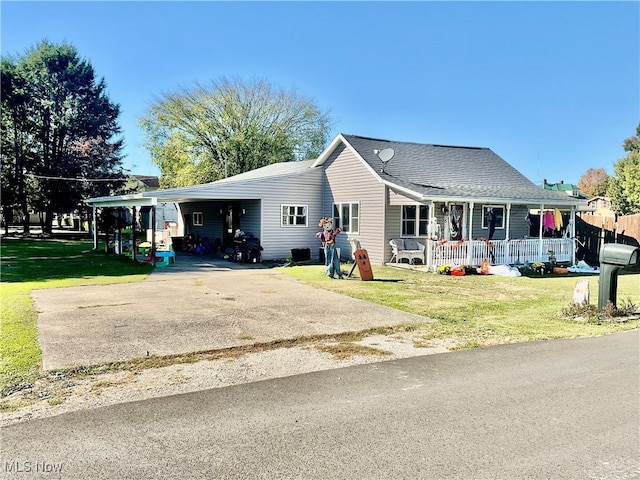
[316,134,584,205]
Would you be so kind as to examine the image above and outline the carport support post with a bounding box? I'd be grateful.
[131,207,137,262]
[117,207,122,256]
[92,207,98,251]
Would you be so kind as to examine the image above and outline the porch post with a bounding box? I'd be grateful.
[426,202,433,269]
[92,206,98,250]
[570,207,576,265]
[539,204,545,260]
[467,202,474,265]
[505,203,512,263]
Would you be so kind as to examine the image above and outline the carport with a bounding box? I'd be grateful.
[85,194,164,265]
[85,160,324,262]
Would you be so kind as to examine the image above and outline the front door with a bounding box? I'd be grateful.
[223,202,241,249]
[448,204,465,240]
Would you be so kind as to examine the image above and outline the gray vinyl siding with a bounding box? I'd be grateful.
[260,172,323,260]
[471,203,529,240]
[177,168,323,260]
[241,200,261,240]
[507,204,530,239]
[180,201,224,241]
[472,204,503,240]
[322,144,387,264]
[384,204,403,262]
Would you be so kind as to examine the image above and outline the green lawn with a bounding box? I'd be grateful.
[1,238,153,394]
[1,238,638,396]
[280,264,639,348]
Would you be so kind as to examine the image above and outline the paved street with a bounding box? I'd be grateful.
[2,331,639,480]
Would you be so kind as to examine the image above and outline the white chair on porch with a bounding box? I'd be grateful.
[389,239,425,265]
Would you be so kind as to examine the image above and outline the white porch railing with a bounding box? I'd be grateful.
[425,238,574,270]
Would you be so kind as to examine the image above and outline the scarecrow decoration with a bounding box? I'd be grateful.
[316,217,343,279]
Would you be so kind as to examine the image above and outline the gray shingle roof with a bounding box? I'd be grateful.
[341,134,584,205]
[215,159,316,183]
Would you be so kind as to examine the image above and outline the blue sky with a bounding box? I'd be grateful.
[2,1,638,185]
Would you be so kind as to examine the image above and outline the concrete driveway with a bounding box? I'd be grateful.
[34,255,428,370]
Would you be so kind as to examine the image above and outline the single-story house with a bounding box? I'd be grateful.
[86,133,587,269]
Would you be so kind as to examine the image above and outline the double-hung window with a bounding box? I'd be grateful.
[481,205,505,229]
[193,212,203,226]
[281,205,308,227]
[333,202,359,233]
[402,204,430,236]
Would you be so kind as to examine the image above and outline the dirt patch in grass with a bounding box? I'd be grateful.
[316,343,393,360]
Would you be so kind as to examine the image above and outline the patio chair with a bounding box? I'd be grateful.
[348,239,362,277]
[389,238,425,265]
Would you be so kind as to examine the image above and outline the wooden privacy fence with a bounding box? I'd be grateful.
[576,213,640,263]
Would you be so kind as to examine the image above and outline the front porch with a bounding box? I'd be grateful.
[424,237,575,270]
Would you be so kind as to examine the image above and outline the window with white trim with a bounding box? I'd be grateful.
[333,202,359,233]
[281,205,308,227]
[193,212,203,226]
[402,205,416,236]
[402,204,430,236]
[481,205,505,229]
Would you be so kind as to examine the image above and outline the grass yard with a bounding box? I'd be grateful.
[280,264,640,349]
[1,238,638,397]
[1,238,153,394]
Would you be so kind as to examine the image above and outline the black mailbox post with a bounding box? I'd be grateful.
[598,243,640,310]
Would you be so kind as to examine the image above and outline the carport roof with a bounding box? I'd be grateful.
[85,159,316,207]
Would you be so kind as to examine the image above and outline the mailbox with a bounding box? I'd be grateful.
[598,243,640,310]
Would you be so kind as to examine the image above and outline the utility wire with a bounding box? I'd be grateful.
[27,173,156,182]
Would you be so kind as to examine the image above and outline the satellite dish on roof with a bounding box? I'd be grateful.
[374,148,395,173]
[376,148,395,163]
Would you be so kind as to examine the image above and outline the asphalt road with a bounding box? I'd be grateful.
[2,331,639,480]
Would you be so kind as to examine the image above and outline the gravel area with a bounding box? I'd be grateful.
[1,333,459,427]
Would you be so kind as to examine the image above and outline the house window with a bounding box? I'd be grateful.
[193,212,203,226]
[281,205,307,227]
[333,203,359,233]
[481,205,505,229]
[418,205,429,236]
[402,205,416,236]
[402,204,430,236]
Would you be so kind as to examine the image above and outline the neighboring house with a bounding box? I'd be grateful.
[86,134,587,268]
[584,196,615,218]
[122,175,161,192]
[542,179,586,199]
